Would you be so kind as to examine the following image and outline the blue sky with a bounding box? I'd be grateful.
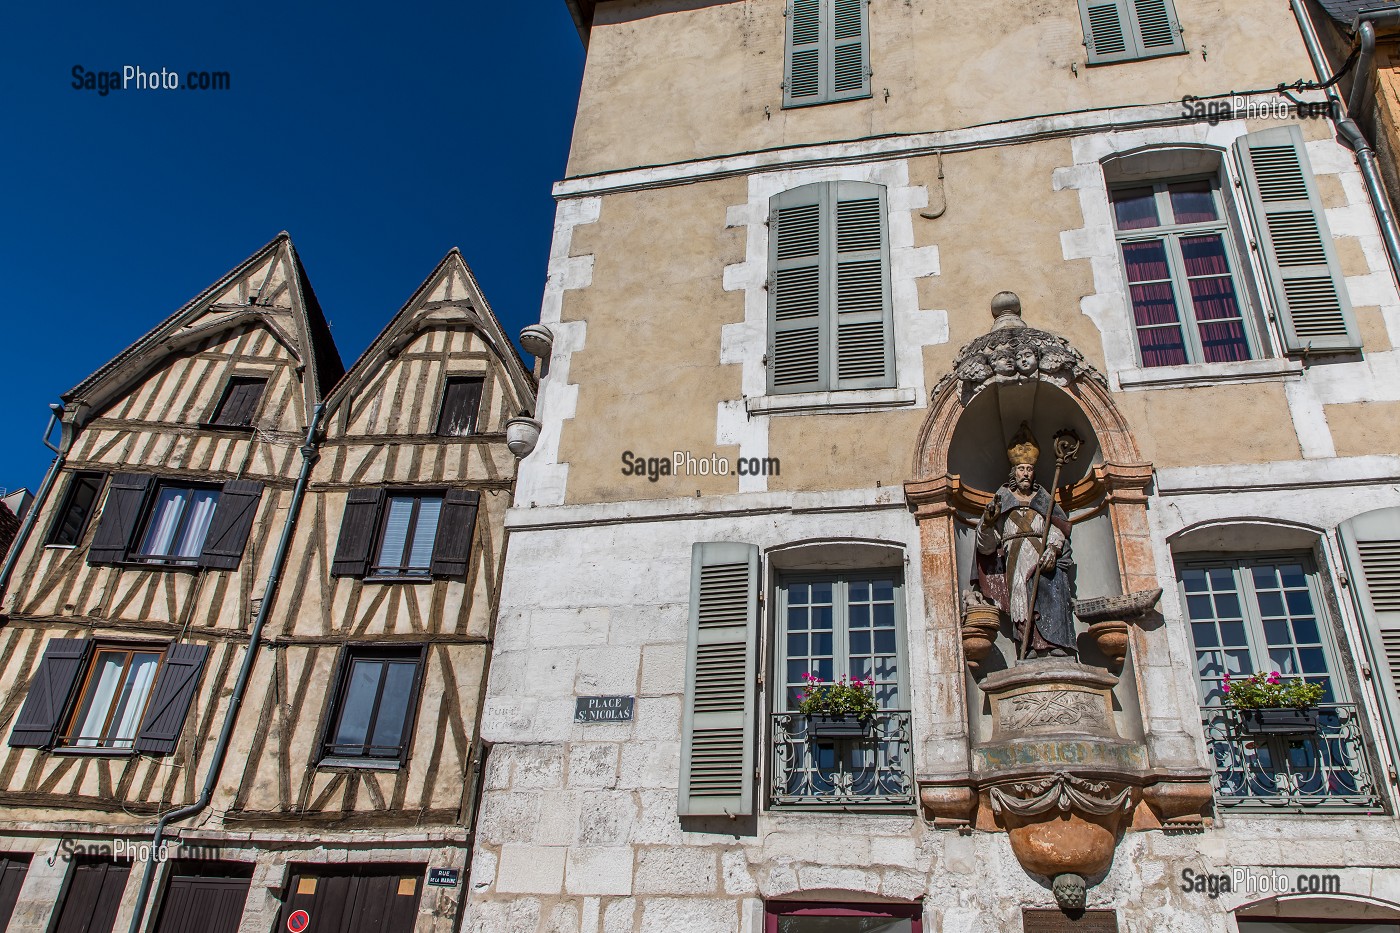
[0,1,584,493]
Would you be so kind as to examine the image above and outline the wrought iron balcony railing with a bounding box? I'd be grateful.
[1201,703,1384,812]
[769,710,915,808]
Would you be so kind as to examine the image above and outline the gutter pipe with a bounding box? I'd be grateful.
[1348,10,1400,120]
[1292,0,1400,289]
[0,405,69,603]
[125,404,325,933]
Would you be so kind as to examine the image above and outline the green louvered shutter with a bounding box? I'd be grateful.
[1236,126,1361,354]
[1127,0,1184,57]
[679,542,759,817]
[1081,0,1135,64]
[833,181,894,389]
[769,186,827,393]
[1339,508,1400,762]
[785,0,822,107]
[830,0,870,102]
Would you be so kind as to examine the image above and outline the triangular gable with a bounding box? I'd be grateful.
[63,233,344,428]
[324,248,536,420]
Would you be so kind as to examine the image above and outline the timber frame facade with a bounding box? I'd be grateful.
[0,236,534,933]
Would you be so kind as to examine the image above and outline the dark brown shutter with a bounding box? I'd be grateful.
[212,377,267,427]
[87,472,153,565]
[0,856,30,931]
[436,377,485,437]
[153,872,251,933]
[198,480,264,570]
[9,638,89,748]
[430,489,480,578]
[331,488,385,577]
[133,643,209,755]
[54,860,131,933]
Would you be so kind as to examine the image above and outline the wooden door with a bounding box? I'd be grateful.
[0,855,31,929]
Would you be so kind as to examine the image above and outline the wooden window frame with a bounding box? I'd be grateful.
[59,643,166,753]
[45,471,106,548]
[368,491,446,580]
[318,645,427,767]
[131,481,223,565]
[205,374,269,430]
[1111,173,1262,368]
[434,375,486,437]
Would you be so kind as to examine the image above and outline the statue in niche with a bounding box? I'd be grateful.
[972,424,1078,659]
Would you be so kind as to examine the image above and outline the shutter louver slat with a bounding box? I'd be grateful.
[830,0,868,98]
[770,195,826,393]
[1339,510,1400,778]
[1087,2,1129,57]
[1236,128,1360,353]
[833,187,893,389]
[786,0,823,104]
[1132,0,1177,48]
[680,543,759,817]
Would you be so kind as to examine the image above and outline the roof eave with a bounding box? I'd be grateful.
[566,0,594,43]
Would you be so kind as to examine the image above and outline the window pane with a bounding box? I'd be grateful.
[108,652,161,745]
[376,497,415,571]
[71,652,128,746]
[52,474,103,546]
[1181,235,1250,363]
[407,498,442,570]
[1122,240,1189,367]
[369,660,418,753]
[140,488,188,556]
[171,490,220,558]
[332,660,384,752]
[1169,180,1218,224]
[1112,187,1159,230]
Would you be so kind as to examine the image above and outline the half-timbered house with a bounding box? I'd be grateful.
[0,240,533,933]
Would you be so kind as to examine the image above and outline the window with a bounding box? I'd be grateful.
[1112,178,1255,367]
[372,494,443,577]
[1079,0,1185,65]
[47,471,105,546]
[765,901,922,931]
[1180,554,1382,810]
[331,488,479,580]
[435,376,484,437]
[64,645,164,749]
[9,638,209,754]
[770,572,912,807]
[768,181,893,395]
[321,648,424,763]
[209,376,267,428]
[136,484,222,562]
[784,0,870,108]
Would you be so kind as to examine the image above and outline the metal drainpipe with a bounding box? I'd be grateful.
[1291,0,1400,289]
[1348,11,1400,119]
[125,403,325,933]
[0,404,69,603]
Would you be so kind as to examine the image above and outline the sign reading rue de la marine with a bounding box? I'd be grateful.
[574,696,635,723]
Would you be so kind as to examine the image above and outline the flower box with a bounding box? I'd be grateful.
[807,714,871,739]
[1239,707,1320,736]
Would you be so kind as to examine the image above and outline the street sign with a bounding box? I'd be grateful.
[427,868,461,887]
[287,910,310,933]
[574,695,635,723]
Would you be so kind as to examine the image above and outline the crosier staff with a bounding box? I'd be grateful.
[1018,428,1083,661]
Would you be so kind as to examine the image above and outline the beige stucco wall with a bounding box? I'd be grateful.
[570,0,1317,176]
[1326,399,1400,458]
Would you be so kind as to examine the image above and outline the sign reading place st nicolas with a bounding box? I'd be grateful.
[574,696,635,723]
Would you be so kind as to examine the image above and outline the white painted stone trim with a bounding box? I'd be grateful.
[1116,356,1303,390]
[515,197,600,509]
[719,159,946,493]
[1155,454,1400,496]
[745,386,918,415]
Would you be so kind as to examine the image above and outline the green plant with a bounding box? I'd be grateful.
[1222,671,1326,710]
[796,673,879,718]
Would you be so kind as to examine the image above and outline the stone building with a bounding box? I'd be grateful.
[466,1,1400,932]
[0,236,533,932]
